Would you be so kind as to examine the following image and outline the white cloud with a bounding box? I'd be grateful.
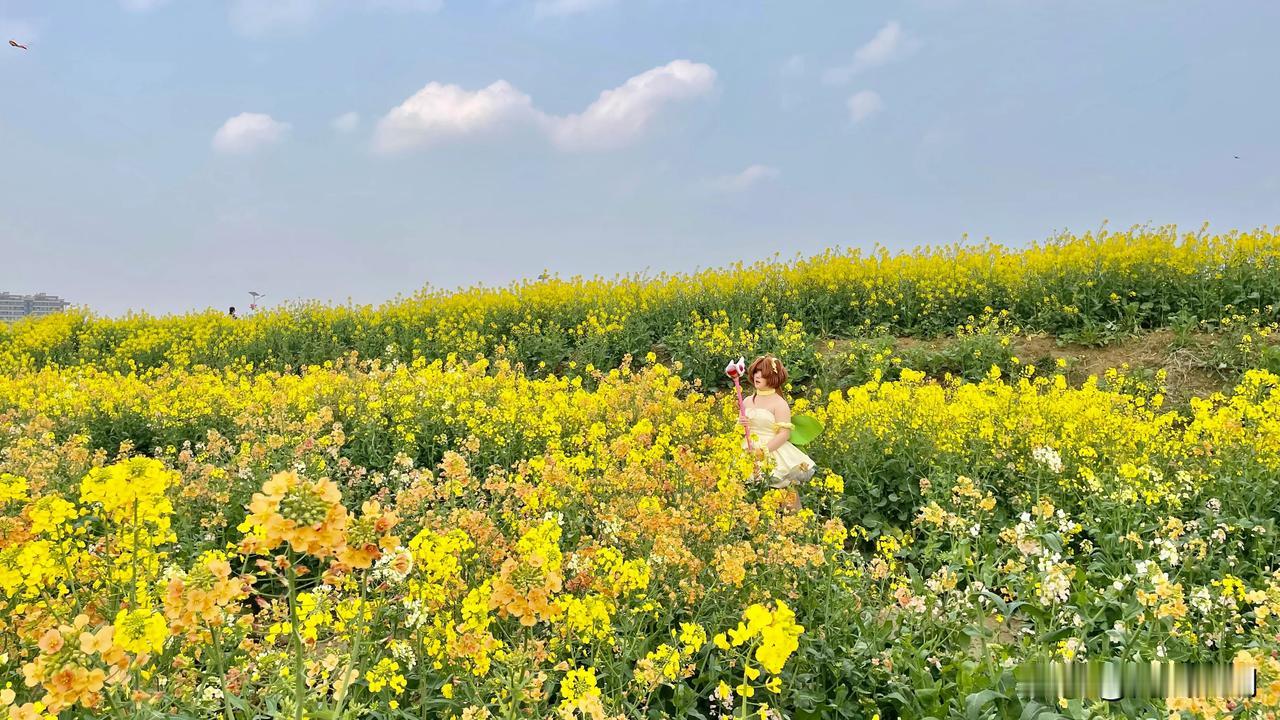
[708,164,780,192]
[856,21,905,68]
[534,0,614,17]
[120,0,170,11]
[375,60,716,154]
[212,112,292,154]
[332,112,361,133]
[547,60,716,152]
[779,54,806,77]
[373,81,537,153]
[847,90,884,122]
[824,21,914,85]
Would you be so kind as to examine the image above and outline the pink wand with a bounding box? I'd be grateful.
[725,357,760,475]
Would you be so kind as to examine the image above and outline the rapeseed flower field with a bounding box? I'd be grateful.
[2,227,1280,719]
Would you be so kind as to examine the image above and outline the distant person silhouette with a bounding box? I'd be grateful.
[229,306,238,319]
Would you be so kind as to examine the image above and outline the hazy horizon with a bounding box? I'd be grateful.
[4,219,1276,321]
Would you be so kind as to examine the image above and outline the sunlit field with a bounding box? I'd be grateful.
[3,225,1280,720]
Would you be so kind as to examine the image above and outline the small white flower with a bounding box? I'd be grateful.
[1031,446,1064,474]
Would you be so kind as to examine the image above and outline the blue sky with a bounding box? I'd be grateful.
[2,1,1278,317]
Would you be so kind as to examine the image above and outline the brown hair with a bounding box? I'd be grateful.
[748,355,788,390]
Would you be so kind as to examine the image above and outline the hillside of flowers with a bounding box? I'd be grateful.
[3,226,1280,720]
[3,225,1279,386]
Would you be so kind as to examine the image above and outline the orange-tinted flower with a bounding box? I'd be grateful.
[243,471,349,557]
[37,628,64,655]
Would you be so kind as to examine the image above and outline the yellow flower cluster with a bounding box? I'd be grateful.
[552,593,614,647]
[490,520,565,627]
[0,473,28,506]
[111,609,166,655]
[584,547,650,598]
[365,657,407,695]
[558,665,601,717]
[406,527,473,610]
[79,458,175,530]
[633,623,706,691]
[714,600,804,675]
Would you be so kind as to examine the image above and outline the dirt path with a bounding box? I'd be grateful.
[818,329,1233,407]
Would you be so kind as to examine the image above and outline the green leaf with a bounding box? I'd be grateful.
[964,689,1005,720]
[1039,626,1074,645]
[980,589,1010,616]
[1019,699,1062,720]
[789,414,824,445]
[672,683,697,713]
[225,692,251,712]
[885,690,912,707]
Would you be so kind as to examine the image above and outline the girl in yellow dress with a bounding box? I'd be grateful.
[738,355,816,490]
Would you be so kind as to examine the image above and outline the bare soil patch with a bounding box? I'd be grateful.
[818,329,1232,406]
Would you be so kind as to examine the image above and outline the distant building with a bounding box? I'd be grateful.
[0,292,71,323]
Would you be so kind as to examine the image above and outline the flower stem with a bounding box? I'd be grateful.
[331,575,370,719]
[210,623,237,720]
[286,565,305,720]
